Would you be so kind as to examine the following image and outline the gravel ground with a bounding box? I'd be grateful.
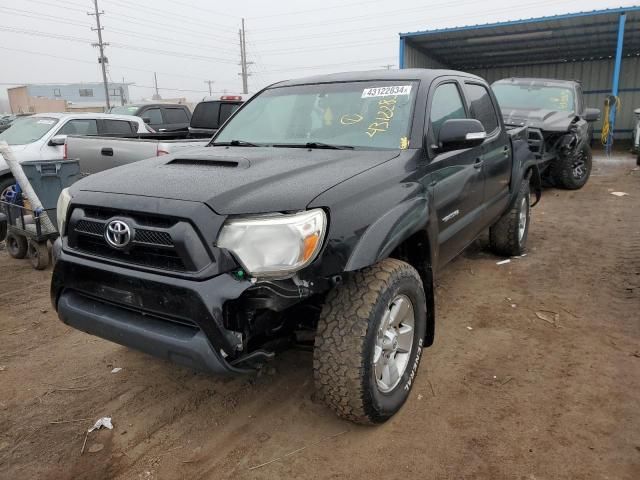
[0,151,638,480]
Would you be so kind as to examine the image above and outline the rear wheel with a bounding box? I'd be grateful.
[551,144,592,190]
[313,258,427,424]
[6,232,28,259]
[490,180,530,257]
[28,239,50,270]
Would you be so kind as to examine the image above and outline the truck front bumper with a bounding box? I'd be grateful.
[51,244,254,375]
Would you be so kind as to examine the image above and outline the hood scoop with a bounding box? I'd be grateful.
[166,155,249,169]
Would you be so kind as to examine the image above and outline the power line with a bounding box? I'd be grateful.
[107,0,238,33]
[0,46,236,83]
[251,0,575,34]
[0,6,237,53]
[137,0,241,19]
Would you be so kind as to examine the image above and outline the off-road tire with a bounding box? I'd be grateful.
[551,144,592,190]
[313,258,427,424]
[28,239,50,270]
[6,231,28,259]
[490,180,530,257]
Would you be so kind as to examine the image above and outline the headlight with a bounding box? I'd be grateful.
[217,208,326,277]
[56,188,72,234]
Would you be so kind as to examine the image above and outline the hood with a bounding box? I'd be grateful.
[72,146,400,215]
[0,145,31,174]
[502,108,577,132]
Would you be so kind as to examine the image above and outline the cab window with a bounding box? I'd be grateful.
[429,83,467,142]
[464,83,499,134]
[58,119,98,136]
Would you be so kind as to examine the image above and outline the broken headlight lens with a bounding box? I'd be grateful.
[217,209,326,278]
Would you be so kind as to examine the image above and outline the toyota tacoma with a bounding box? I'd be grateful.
[52,69,539,424]
[492,77,600,189]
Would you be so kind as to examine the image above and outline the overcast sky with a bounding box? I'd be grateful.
[0,0,636,107]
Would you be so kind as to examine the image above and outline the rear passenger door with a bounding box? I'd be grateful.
[161,107,191,132]
[463,82,511,218]
[426,80,486,268]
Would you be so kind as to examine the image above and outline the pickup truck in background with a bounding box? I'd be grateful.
[108,103,192,132]
[0,112,148,201]
[66,96,245,174]
[492,78,600,189]
[53,69,540,424]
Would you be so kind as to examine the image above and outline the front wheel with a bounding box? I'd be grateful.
[313,258,427,424]
[551,144,592,190]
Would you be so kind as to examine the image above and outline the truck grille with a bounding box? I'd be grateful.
[71,211,188,271]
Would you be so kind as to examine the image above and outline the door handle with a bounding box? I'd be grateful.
[503,146,510,157]
[473,158,484,169]
[101,147,114,156]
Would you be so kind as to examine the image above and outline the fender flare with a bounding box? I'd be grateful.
[343,196,436,346]
[344,196,429,272]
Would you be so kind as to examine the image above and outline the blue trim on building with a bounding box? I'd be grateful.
[399,37,406,69]
[399,6,640,39]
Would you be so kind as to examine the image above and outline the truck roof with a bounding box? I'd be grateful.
[30,112,145,122]
[273,68,486,87]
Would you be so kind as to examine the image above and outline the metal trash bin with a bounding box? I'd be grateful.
[20,159,81,229]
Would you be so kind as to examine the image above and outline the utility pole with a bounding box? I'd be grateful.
[88,0,110,109]
[152,72,161,100]
[238,18,251,94]
[204,80,215,96]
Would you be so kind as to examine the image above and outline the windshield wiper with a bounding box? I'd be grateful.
[213,139,260,147]
[273,142,354,150]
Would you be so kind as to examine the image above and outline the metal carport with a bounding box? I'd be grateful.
[399,6,640,142]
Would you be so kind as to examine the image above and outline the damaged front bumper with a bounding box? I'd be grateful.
[51,244,258,375]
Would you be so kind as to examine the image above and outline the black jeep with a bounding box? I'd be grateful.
[52,69,539,424]
[493,77,600,189]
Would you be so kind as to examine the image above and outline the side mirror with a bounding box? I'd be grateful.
[436,119,486,153]
[142,117,151,124]
[48,135,67,146]
[584,108,600,122]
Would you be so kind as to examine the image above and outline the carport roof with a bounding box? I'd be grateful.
[400,6,640,69]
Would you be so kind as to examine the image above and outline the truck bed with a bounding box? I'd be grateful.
[66,135,209,175]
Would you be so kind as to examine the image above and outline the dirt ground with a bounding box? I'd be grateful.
[0,151,638,480]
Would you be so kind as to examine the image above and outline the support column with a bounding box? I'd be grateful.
[608,12,626,148]
[399,36,406,69]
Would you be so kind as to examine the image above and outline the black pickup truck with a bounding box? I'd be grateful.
[51,69,539,424]
[493,78,600,189]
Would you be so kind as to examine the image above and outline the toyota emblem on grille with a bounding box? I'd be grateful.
[105,220,132,249]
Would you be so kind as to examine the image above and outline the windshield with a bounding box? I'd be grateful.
[493,83,575,112]
[0,116,58,145]
[214,81,418,149]
[108,105,139,115]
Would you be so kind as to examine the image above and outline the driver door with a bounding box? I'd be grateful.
[424,80,486,268]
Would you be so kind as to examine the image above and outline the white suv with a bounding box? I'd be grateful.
[0,112,149,201]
